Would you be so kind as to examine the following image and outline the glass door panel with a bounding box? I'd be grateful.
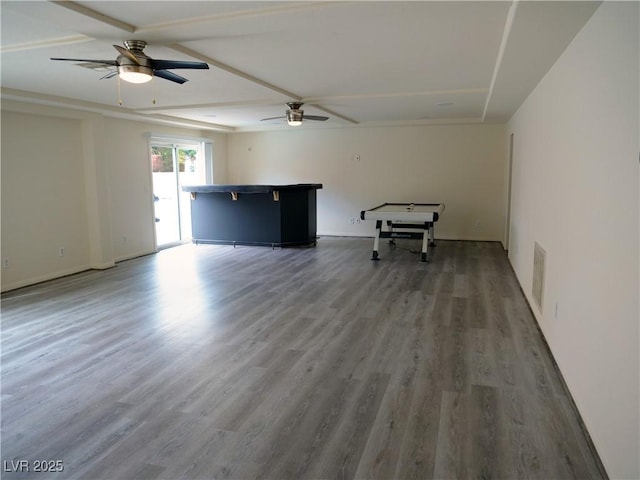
[151,143,205,248]
[151,145,180,247]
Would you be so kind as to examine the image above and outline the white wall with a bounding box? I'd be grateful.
[228,123,506,241]
[507,2,639,478]
[1,111,90,289]
[0,103,228,291]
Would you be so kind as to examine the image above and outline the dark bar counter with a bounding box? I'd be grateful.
[181,184,322,247]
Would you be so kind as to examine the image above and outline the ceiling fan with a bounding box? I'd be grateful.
[261,102,329,126]
[50,40,209,84]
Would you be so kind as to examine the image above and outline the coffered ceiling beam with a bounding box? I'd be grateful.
[168,44,358,125]
[51,1,137,33]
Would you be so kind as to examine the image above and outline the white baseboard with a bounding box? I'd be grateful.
[317,232,372,238]
[114,249,157,263]
[1,265,92,293]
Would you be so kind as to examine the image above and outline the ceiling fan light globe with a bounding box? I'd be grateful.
[287,120,303,126]
[118,65,153,83]
[120,72,152,83]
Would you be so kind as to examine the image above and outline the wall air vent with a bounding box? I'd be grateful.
[532,241,546,310]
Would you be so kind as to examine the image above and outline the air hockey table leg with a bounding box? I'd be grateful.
[387,221,396,247]
[371,220,382,261]
[420,226,429,262]
[429,222,436,246]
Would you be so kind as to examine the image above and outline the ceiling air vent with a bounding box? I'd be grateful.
[532,242,546,310]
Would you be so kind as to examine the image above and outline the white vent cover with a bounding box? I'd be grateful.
[532,242,546,310]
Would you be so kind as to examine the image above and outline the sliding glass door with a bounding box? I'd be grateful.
[151,142,206,247]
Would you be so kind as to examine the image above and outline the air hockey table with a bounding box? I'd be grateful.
[360,202,445,262]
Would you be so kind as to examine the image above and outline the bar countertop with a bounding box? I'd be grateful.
[182,183,323,194]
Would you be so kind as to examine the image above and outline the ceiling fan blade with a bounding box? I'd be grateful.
[304,115,329,121]
[153,69,188,84]
[150,59,209,70]
[51,57,118,65]
[260,116,286,121]
[113,45,141,65]
[99,71,118,80]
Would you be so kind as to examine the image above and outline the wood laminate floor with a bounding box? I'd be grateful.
[1,238,605,479]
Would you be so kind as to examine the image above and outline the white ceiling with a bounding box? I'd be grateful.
[0,1,601,132]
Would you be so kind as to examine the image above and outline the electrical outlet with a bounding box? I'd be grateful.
[121,235,128,244]
[348,217,355,224]
[2,258,9,269]
[58,247,65,257]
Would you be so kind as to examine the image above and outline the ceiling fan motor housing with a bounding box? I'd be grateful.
[123,40,148,54]
[286,102,304,111]
[286,102,304,124]
[117,40,153,80]
[286,110,304,123]
[118,63,153,77]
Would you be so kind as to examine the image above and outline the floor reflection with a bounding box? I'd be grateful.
[151,245,214,340]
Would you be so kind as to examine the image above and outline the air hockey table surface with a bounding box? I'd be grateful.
[361,202,444,221]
